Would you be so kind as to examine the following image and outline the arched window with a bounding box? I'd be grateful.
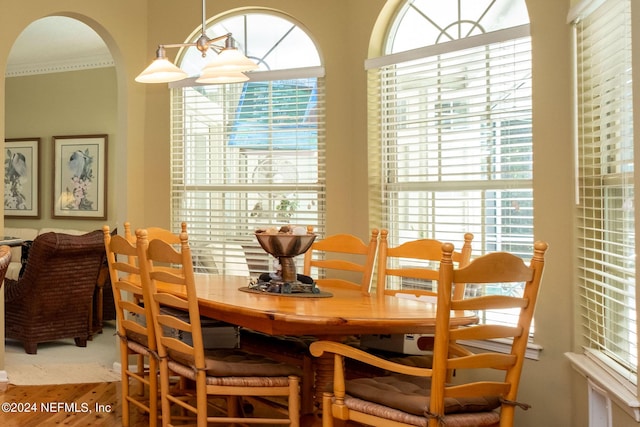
[369,0,532,257]
[368,0,532,324]
[170,11,325,275]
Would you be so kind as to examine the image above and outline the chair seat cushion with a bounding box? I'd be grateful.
[343,395,501,427]
[346,374,501,416]
[127,339,151,356]
[126,330,150,348]
[168,348,302,378]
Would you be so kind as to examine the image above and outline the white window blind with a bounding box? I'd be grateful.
[368,9,533,330]
[170,77,326,276]
[574,0,636,384]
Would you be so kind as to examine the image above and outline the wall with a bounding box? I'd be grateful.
[5,67,117,231]
[526,0,576,425]
[0,1,617,425]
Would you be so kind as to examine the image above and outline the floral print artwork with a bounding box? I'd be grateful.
[4,149,29,210]
[63,149,94,211]
[53,135,106,219]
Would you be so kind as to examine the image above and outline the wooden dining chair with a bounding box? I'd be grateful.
[376,229,474,301]
[242,228,380,414]
[363,230,473,372]
[310,240,548,427]
[103,225,159,427]
[136,228,301,427]
[303,228,380,295]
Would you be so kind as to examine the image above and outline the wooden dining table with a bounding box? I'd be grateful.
[156,273,478,425]
[185,274,476,336]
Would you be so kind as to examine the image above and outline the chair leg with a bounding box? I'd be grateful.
[301,354,315,415]
[289,375,301,427]
[121,382,130,427]
[74,337,88,347]
[322,392,334,427]
[148,356,159,427]
[158,358,173,427]
[24,341,37,354]
[227,396,240,417]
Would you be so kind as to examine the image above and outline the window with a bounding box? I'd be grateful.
[572,0,637,385]
[170,12,325,276]
[367,0,533,326]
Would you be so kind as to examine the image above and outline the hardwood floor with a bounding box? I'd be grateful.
[0,382,325,426]
[0,382,151,427]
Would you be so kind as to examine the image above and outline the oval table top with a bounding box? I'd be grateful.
[157,274,478,337]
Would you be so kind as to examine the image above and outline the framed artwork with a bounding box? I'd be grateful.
[52,134,108,219]
[4,138,41,218]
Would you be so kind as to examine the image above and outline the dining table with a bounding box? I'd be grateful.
[155,273,478,425]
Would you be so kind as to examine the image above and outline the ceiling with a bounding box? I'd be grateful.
[6,16,112,78]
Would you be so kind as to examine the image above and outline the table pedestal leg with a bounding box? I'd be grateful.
[313,348,335,408]
[311,335,350,423]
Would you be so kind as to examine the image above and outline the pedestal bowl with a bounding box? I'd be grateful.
[254,231,317,293]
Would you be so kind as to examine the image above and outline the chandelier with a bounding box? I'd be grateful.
[135,0,258,84]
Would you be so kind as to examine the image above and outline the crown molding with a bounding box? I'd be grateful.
[5,54,114,78]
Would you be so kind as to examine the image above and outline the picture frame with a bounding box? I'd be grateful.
[4,138,41,218]
[52,134,108,219]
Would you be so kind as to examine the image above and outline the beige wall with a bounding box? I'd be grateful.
[526,0,576,425]
[0,1,617,425]
[5,68,117,230]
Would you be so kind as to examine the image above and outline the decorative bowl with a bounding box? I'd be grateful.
[254,233,316,258]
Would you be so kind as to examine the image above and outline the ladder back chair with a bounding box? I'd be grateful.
[136,228,301,427]
[377,230,474,302]
[367,231,473,373]
[242,228,381,414]
[103,225,159,427]
[303,228,380,295]
[310,240,548,427]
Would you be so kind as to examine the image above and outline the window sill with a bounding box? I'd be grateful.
[459,338,543,360]
[565,351,640,421]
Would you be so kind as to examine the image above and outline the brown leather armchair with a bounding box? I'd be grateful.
[4,230,106,354]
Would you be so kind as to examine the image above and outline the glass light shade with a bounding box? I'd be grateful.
[201,48,259,73]
[195,70,249,84]
[135,58,189,83]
